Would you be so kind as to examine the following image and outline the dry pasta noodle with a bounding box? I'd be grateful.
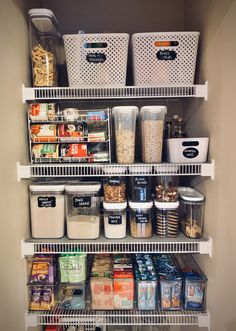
[32,44,57,87]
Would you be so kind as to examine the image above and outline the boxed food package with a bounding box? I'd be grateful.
[28,284,55,311]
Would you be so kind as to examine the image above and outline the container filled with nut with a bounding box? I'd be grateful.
[103,177,126,203]
[155,176,179,202]
[129,201,153,238]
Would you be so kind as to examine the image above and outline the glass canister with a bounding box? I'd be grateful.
[140,106,167,163]
[65,182,101,239]
[103,202,127,239]
[129,201,153,238]
[29,8,60,87]
[29,184,65,238]
[154,201,179,238]
[103,177,126,203]
[112,106,138,164]
[179,187,205,239]
[155,176,179,202]
[129,176,152,202]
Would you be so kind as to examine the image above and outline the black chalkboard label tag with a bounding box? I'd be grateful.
[86,52,106,64]
[108,178,121,186]
[183,148,199,159]
[157,50,177,61]
[135,213,149,223]
[38,196,56,208]
[73,196,91,208]
[108,215,122,225]
[134,177,148,186]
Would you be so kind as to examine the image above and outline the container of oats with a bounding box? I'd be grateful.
[129,201,153,238]
[140,106,167,163]
[112,106,138,164]
[178,187,205,239]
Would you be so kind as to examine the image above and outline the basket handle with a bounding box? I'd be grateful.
[154,41,179,47]
[182,141,199,147]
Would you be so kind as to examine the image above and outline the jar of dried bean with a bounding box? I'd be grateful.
[103,177,126,203]
[129,201,153,238]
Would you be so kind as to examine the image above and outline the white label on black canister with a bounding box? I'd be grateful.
[108,215,122,225]
[134,177,148,186]
[183,148,199,159]
[135,213,149,223]
[38,196,56,208]
[108,178,121,186]
[73,197,91,208]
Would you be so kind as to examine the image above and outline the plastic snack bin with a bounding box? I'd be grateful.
[103,202,127,239]
[129,201,153,238]
[58,283,86,310]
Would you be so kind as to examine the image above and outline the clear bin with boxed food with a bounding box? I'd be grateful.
[63,33,129,87]
[129,201,153,238]
[103,202,127,239]
[65,182,101,239]
[132,32,199,85]
[28,284,56,311]
[165,137,209,163]
[58,283,86,310]
[175,254,207,311]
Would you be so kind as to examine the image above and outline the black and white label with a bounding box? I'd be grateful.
[108,215,122,225]
[73,196,91,208]
[157,50,177,61]
[135,213,149,223]
[108,178,122,186]
[38,196,56,208]
[134,177,148,186]
[86,52,106,64]
[183,148,199,159]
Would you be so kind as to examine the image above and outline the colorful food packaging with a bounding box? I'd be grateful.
[58,122,87,142]
[29,103,56,121]
[32,144,59,161]
[31,124,57,142]
[60,143,87,159]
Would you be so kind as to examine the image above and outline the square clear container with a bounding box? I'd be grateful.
[29,184,65,239]
[112,106,138,164]
[129,201,153,238]
[103,202,127,239]
[155,176,179,202]
[154,201,179,238]
[103,177,126,203]
[140,106,167,163]
[58,283,86,310]
[65,182,101,239]
[129,176,152,202]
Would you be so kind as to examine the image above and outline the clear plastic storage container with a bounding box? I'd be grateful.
[58,283,86,310]
[129,201,153,238]
[65,182,101,239]
[140,106,167,163]
[29,184,65,238]
[178,187,205,239]
[112,106,138,164]
[154,201,179,237]
[103,202,127,239]
[129,176,152,202]
[103,177,126,203]
[29,8,60,87]
[155,176,179,202]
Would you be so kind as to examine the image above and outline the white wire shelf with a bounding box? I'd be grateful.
[22,82,208,102]
[21,235,212,257]
[25,309,210,330]
[17,160,214,181]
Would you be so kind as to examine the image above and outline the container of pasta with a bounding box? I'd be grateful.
[29,8,60,87]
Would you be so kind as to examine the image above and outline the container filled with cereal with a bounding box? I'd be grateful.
[103,177,126,203]
[129,201,153,238]
[103,202,127,239]
[112,106,138,164]
[140,106,167,163]
[178,187,205,239]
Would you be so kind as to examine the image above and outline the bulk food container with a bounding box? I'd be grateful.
[129,201,153,238]
[65,182,101,239]
[103,202,127,239]
[154,201,179,238]
[129,176,152,202]
[178,187,205,239]
[112,106,138,164]
[103,177,126,203]
[29,9,60,87]
[29,184,65,238]
[155,176,179,202]
[140,106,167,163]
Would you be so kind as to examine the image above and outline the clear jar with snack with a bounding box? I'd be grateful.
[129,201,153,238]
[103,177,126,203]
[29,9,60,87]
[155,176,179,202]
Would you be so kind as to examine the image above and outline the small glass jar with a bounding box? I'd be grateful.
[155,176,179,202]
[154,201,179,238]
[129,201,153,238]
[103,177,126,203]
[65,182,101,239]
[179,187,205,239]
[129,176,152,202]
[103,202,127,239]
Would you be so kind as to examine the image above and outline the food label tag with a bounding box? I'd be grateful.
[134,177,148,186]
[86,52,106,63]
[183,148,199,159]
[108,215,122,225]
[157,50,177,61]
[135,213,149,223]
[38,196,56,208]
[73,196,91,208]
[108,178,122,186]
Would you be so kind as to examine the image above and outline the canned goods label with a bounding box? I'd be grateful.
[38,196,56,208]
[108,215,122,225]
[135,213,149,223]
[73,197,91,208]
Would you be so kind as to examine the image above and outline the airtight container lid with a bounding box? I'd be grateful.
[30,183,64,192]
[129,201,153,209]
[178,187,204,202]
[29,8,58,33]
[140,106,167,114]
[112,106,139,115]
[103,202,127,210]
[154,200,179,209]
[65,182,101,193]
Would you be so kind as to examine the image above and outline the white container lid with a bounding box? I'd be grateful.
[129,165,152,174]
[129,201,153,209]
[112,106,139,115]
[103,166,127,174]
[65,182,101,193]
[30,184,64,192]
[103,202,127,210]
[29,8,58,32]
[178,187,204,202]
[140,106,167,114]
[154,200,179,209]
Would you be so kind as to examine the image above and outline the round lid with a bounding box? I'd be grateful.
[140,106,167,114]
[129,165,152,174]
[154,200,179,209]
[103,201,127,210]
[30,184,64,192]
[104,166,127,175]
[178,187,204,201]
[112,106,139,115]
[65,182,101,192]
[129,201,153,209]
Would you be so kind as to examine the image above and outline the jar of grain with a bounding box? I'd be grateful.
[140,106,167,163]
[103,177,126,203]
[29,183,65,238]
[112,106,138,164]
[103,202,127,239]
[129,201,153,238]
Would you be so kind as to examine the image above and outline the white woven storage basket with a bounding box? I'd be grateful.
[63,33,129,87]
[132,32,199,86]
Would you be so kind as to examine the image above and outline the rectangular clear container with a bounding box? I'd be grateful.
[154,201,179,238]
[129,201,153,238]
[65,182,101,239]
[103,202,127,239]
[155,176,179,202]
[103,177,126,203]
[129,176,152,202]
[112,106,138,164]
[28,284,56,311]
[58,283,86,310]
[140,106,167,163]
